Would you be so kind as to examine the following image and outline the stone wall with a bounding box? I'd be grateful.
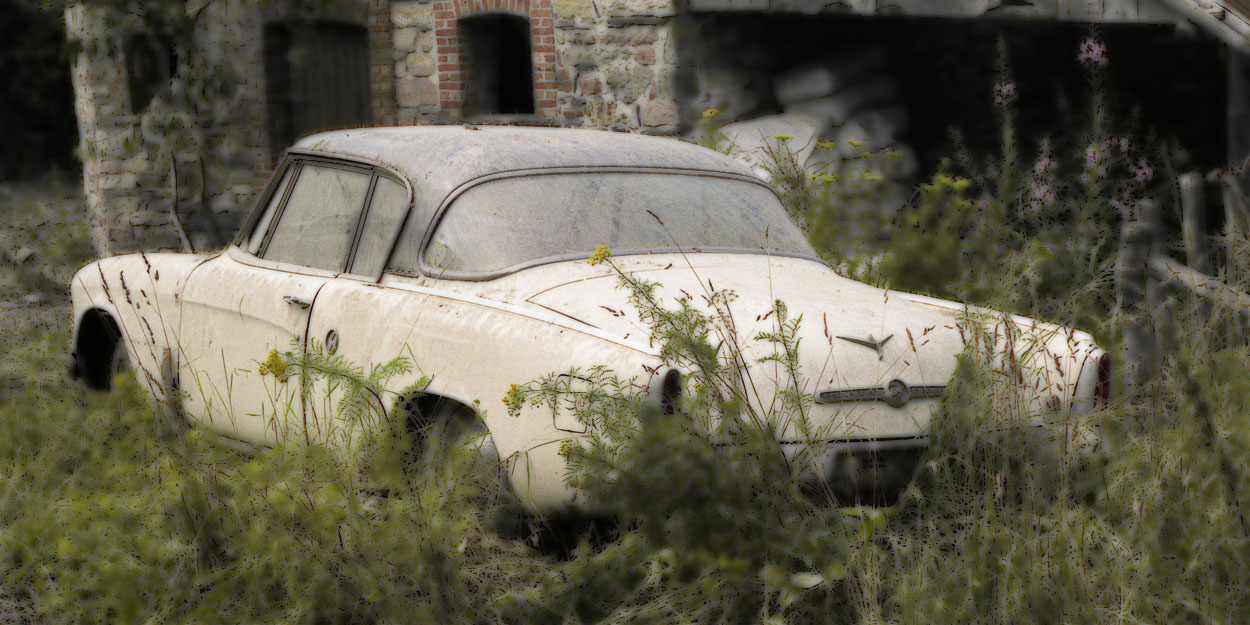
[389,0,682,132]
[71,0,1227,257]
[67,0,387,256]
[67,2,270,255]
[69,0,692,254]
[553,10,681,132]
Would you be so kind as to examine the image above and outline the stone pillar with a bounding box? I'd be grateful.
[392,1,439,124]
[66,1,271,256]
[66,4,180,256]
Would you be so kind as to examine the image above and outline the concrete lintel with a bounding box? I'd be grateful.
[1160,0,1250,52]
[688,0,1184,23]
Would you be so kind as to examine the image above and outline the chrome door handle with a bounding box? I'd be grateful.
[282,294,311,309]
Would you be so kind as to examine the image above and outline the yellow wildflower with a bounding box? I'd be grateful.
[701,108,721,120]
[259,349,288,382]
[847,139,867,148]
[773,134,793,141]
[504,384,525,416]
[587,244,611,266]
[815,140,837,150]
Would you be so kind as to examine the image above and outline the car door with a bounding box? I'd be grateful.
[178,158,373,445]
[303,174,416,446]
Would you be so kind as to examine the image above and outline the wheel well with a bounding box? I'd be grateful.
[74,308,122,390]
[394,392,478,429]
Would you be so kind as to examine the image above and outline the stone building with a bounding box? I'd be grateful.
[67,0,1250,254]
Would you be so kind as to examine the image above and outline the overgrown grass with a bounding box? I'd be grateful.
[5,234,1250,624]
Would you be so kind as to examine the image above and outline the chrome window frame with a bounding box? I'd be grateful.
[229,149,416,282]
[413,166,821,281]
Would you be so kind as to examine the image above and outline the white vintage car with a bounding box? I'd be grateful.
[69,126,1110,510]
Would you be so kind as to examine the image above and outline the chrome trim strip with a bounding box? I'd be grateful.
[781,435,930,454]
[816,378,945,408]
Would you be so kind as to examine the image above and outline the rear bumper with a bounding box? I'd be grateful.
[782,435,928,506]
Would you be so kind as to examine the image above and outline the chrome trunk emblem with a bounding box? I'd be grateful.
[836,333,893,360]
[816,378,945,408]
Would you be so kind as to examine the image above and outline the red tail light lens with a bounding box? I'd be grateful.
[661,368,682,416]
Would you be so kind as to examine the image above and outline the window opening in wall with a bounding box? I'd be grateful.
[263,21,369,159]
[459,14,535,117]
[126,33,175,114]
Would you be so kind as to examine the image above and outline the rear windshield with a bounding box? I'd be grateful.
[418,172,815,275]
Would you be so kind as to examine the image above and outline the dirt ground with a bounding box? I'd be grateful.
[0,175,92,389]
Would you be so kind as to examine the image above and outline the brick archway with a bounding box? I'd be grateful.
[432,0,556,117]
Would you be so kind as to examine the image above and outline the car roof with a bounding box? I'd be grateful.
[292,126,757,197]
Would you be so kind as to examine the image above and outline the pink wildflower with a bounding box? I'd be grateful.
[993,81,1017,107]
[1084,144,1102,167]
[1079,38,1108,66]
[1030,182,1056,206]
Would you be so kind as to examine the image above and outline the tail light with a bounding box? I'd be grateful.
[1094,352,1112,409]
[660,368,682,416]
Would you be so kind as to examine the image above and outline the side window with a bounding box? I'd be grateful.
[246,165,294,254]
[348,177,409,277]
[263,164,370,272]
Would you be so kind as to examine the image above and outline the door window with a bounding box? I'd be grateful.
[263,164,370,272]
[348,177,409,277]
[246,165,294,254]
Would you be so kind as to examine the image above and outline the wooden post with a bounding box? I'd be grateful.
[1180,172,1212,274]
[1141,196,1176,349]
[1179,172,1213,323]
[1148,255,1250,312]
[1117,219,1154,391]
[1225,47,1250,283]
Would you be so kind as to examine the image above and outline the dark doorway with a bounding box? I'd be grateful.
[459,14,535,116]
[0,0,77,178]
[684,14,1227,176]
[263,20,370,157]
[126,33,176,114]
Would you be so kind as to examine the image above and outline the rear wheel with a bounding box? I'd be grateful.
[400,396,499,471]
[397,395,522,531]
[396,396,616,555]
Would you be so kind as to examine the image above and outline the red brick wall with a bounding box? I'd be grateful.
[431,0,557,117]
[368,0,396,125]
